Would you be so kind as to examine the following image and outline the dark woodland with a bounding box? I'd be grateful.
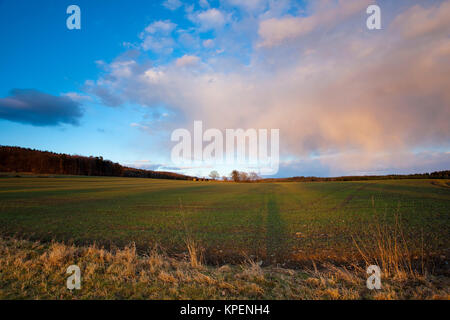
[0,146,193,180]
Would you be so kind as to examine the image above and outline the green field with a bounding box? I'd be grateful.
[0,176,449,265]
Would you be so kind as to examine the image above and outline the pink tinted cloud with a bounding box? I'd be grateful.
[88,0,450,174]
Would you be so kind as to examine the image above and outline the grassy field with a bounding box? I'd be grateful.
[0,176,449,299]
[0,176,448,266]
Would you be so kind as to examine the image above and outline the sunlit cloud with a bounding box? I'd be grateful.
[87,0,450,176]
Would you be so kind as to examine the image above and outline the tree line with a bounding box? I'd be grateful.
[2,146,448,182]
[0,146,193,180]
[212,170,449,182]
[261,171,450,182]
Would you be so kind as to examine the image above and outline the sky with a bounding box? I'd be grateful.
[0,0,449,178]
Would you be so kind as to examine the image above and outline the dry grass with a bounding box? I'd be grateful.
[185,237,204,269]
[0,236,448,300]
[352,198,428,280]
[179,199,204,269]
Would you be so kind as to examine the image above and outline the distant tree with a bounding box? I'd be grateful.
[231,170,240,182]
[239,171,249,182]
[209,170,220,180]
[249,172,261,181]
[222,176,228,181]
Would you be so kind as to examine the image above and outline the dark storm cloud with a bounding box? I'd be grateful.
[0,89,84,126]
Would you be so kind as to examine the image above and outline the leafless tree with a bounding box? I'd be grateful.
[209,170,220,180]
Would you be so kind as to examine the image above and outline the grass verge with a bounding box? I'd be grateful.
[0,236,448,300]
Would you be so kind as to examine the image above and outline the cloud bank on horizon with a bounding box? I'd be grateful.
[1,0,449,177]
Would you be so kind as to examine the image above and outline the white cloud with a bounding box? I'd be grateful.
[178,32,200,49]
[162,0,182,11]
[143,20,176,35]
[139,20,177,53]
[141,35,174,53]
[189,8,229,31]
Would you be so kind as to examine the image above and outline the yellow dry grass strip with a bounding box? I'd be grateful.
[0,236,448,300]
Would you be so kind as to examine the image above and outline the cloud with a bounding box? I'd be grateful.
[86,85,123,107]
[258,0,371,47]
[0,89,84,126]
[188,8,229,31]
[63,92,92,102]
[139,20,177,53]
[88,0,450,175]
[202,39,215,48]
[141,35,175,53]
[162,0,182,11]
[130,122,147,129]
[392,1,450,39]
[199,0,209,9]
[175,55,200,67]
[178,32,201,49]
[143,20,177,34]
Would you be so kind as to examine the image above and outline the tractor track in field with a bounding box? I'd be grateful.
[283,183,360,213]
[331,184,369,211]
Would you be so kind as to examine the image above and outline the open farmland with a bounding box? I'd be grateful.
[0,176,448,266]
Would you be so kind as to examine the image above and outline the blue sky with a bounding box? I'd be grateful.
[0,0,449,178]
[0,0,192,166]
